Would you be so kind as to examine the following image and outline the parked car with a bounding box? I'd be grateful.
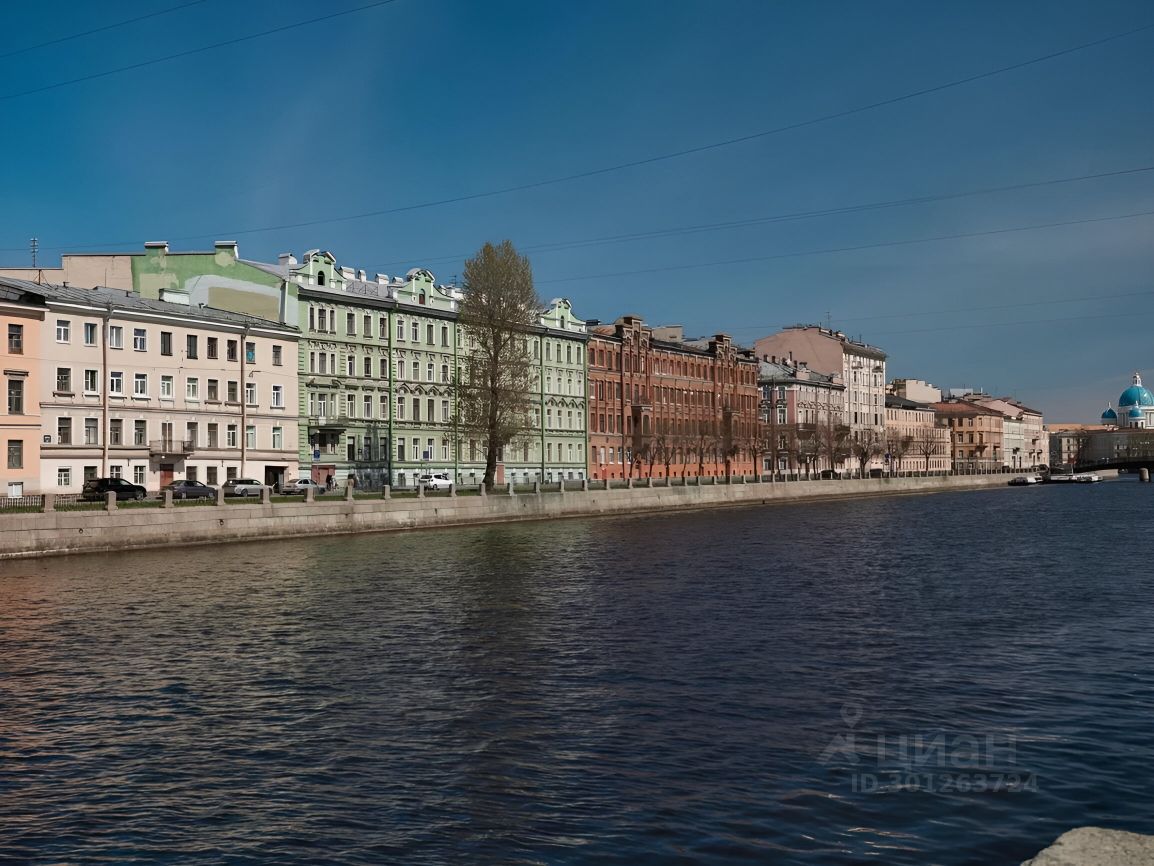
[81,477,147,501]
[417,473,452,490]
[162,479,218,500]
[279,478,326,495]
[222,478,267,497]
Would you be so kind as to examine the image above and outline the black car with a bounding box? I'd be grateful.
[81,477,148,501]
[162,479,218,501]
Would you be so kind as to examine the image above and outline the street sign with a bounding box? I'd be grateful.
[313,449,320,460]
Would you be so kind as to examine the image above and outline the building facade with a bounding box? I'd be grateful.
[0,278,300,493]
[0,282,46,495]
[588,316,759,480]
[930,399,1004,471]
[758,358,847,476]
[753,326,887,471]
[884,394,951,473]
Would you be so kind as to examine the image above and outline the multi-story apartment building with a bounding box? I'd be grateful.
[587,316,759,480]
[930,399,1004,471]
[0,277,300,493]
[0,282,46,495]
[965,395,1046,469]
[758,357,846,476]
[753,326,887,470]
[884,394,951,473]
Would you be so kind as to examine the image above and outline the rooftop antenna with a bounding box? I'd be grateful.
[825,311,831,330]
[30,237,38,268]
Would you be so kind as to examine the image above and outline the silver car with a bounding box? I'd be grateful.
[279,478,326,495]
[222,478,267,497]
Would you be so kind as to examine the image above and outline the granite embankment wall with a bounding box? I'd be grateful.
[0,475,1010,560]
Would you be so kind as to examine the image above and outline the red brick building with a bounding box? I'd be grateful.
[586,316,760,480]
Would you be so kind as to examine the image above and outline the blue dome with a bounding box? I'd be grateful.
[1102,407,1117,420]
[1119,373,1154,407]
[1128,406,1144,419]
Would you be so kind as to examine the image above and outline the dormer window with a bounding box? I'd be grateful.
[317,270,326,286]
[419,291,426,305]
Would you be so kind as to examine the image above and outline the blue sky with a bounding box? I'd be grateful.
[1,0,1151,421]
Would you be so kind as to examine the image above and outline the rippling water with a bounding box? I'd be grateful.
[2,481,1153,865]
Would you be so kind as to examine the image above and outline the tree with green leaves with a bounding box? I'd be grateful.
[455,241,541,489]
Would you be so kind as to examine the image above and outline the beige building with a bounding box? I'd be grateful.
[0,254,136,291]
[884,394,950,473]
[0,278,301,494]
[930,399,1005,471]
[890,378,942,404]
[967,396,1047,469]
[754,326,887,470]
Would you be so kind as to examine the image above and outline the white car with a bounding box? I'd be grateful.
[417,473,452,490]
[279,478,326,495]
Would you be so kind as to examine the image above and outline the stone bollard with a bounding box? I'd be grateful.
[345,483,355,501]
[478,482,486,498]
[1141,468,1150,483]
[162,489,174,509]
[106,491,118,512]
[382,484,391,500]
[262,486,272,505]
[508,481,515,496]
[216,486,226,506]
[646,477,653,488]
[533,481,541,495]
[558,479,565,496]
[417,483,425,498]
[41,493,55,513]
[581,479,589,492]
[626,477,633,489]
[449,483,457,498]
[304,486,314,504]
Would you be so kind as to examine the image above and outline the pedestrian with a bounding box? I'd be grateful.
[326,473,334,491]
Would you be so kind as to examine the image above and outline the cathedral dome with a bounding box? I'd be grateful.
[1118,372,1154,408]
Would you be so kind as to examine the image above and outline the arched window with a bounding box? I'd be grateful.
[317,270,326,286]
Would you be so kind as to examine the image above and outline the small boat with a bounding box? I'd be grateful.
[1044,473,1101,484]
[1008,475,1041,486]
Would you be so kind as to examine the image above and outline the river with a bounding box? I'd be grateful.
[1,481,1152,865]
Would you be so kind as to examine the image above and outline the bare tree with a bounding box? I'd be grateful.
[817,417,850,476]
[912,425,943,474]
[851,428,885,477]
[886,433,913,474]
[455,241,540,490]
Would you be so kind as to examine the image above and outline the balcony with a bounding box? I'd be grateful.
[149,439,195,457]
[307,414,351,431]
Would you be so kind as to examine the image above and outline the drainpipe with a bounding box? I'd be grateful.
[240,325,249,477]
[582,337,589,480]
[387,306,394,485]
[101,304,112,476]
[451,316,458,483]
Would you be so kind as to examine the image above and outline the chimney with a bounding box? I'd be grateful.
[357,269,366,281]
[376,273,389,285]
[340,266,355,280]
[214,240,238,259]
[278,252,297,267]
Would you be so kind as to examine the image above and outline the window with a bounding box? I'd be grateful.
[317,270,326,286]
[57,467,71,488]
[426,324,434,344]
[227,381,238,402]
[271,384,284,408]
[84,369,98,393]
[109,420,123,445]
[160,375,174,398]
[318,353,328,375]
[363,315,372,337]
[410,322,418,341]
[56,368,72,393]
[441,399,450,422]
[245,382,257,405]
[245,426,256,448]
[346,394,356,418]
[7,440,22,470]
[84,418,99,445]
[207,336,218,359]
[441,325,449,346]
[380,394,388,419]
[84,322,97,346]
[206,466,217,485]
[396,318,405,340]
[347,355,356,377]
[396,396,405,420]
[134,420,146,445]
[134,466,146,485]
[245,342,255,363]
[412,398,420,421]
[56,320,71,343]
[379,317,387,340]
[207,379,219,401]
[398,359,406,380]
[109,372,124,396]
[108,326,123,349]
[133,328,147,351]
[347,313,356,335]
[226,424,238,447]
[227,340,238,362]
[7,324,22,354]
[109,464,123,479]
[57,417,72,444]
[397,438,406,461]
[427,362,434,382]
[134,373,148,397]
[363,395,373,418]
[161,331,173,355]
[317,309,327,331]
[363,357,372,378]
[272,345,282,366]
[272,426,283,449]
[186,335,197,358]
[186,377,199,400]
